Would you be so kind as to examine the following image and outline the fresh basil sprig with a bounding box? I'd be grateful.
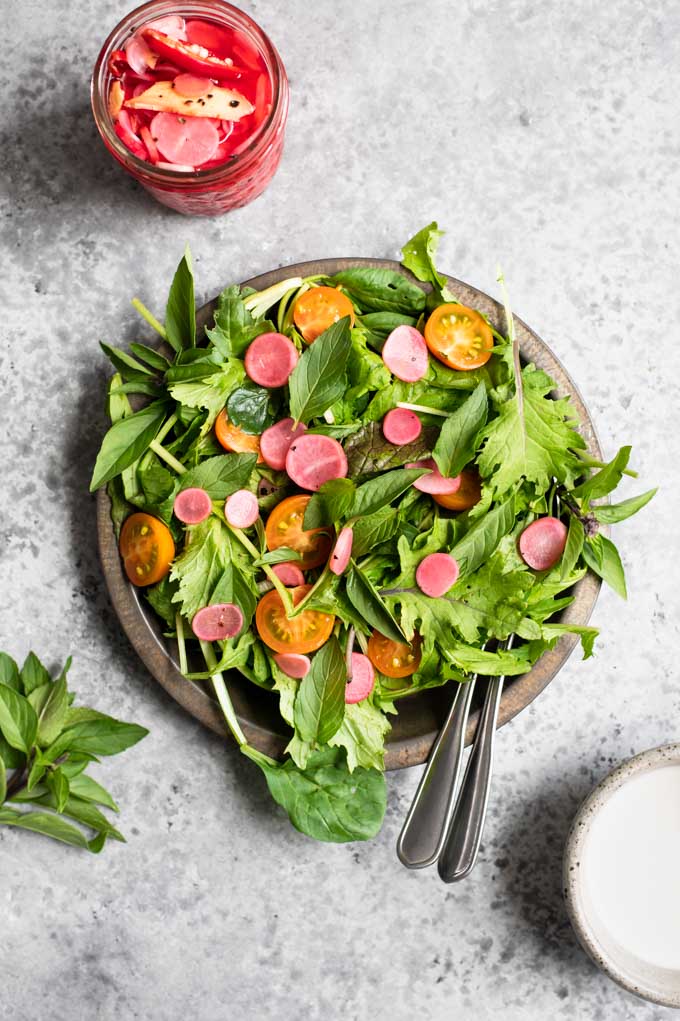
[288,317,352,425]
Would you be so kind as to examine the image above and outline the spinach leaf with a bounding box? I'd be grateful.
[351,506,400,557]
[331,268,425,316]
[358,311,417,350]
[401,221,454,302]
[583,534,627,598]
[572,446,631,506]
[226,384,274,435]
[303,479,356,529]
[146,576,179,627]
[432,382,488,477]
[352,468,428,519]
[344,421,437,478]
[243,745,386,843]
[294,638,346,745]
[288,317,352,425]
[179,453,257,499]
[165,246,196,352]
[90,402,167,492]
[593,487,657,524]
[346,564,406,643]
[449,496,516,576]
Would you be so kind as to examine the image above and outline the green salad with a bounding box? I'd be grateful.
[90,223,655,843]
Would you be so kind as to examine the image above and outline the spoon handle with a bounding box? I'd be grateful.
[396,677,477,869]
[437,673,505,883]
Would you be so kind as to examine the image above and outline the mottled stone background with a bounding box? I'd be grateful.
[1,1,679,1018]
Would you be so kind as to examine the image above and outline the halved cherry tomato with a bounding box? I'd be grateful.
[424,303,493,371]
[293,286,355,343]
[265,495,333,570]
[119,512,175,587]
[142,28,251,81]
[433,468,482,511]
[367,630,421,679]
[215,409,264,463]
[255,584,335,654]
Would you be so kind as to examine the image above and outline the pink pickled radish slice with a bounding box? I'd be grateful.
[329,527,353,576]
[274,652,311,679]
[382,407,422,445]
[192,603,243,641]
[260,418,307,471]
[125,33,158,75]
[245,333,299,388]
[406,458,461,495]
[382,325,429,382]
[150,111,219,165]
[173,487,212,524]
[285,434,348,492]
[173,73,214,98]
[147,15,187,40]
[272,562,305,587]
[225,489,260,528]
[415,552,460,597]
[345,653,375,704]
[156,162,195,172]
[519,516,568,571]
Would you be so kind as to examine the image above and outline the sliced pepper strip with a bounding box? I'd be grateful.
[142,28,252,81]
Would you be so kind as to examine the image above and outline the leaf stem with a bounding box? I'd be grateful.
[149,440,187,475]
[577,451,638,479]
[132,298,167,340]
[176,613,188,675]
[286,566,330,618]
[396,401,449,418]
[220,517,294,615]
[199,640,247,747]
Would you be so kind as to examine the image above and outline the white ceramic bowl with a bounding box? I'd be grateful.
[564,743,680,1007]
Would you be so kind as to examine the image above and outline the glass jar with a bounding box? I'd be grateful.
[91,0,289,216]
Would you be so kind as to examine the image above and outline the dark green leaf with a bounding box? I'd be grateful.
[346,565,406,643]
[303,479,357,529]
[90,402,167,492]
[294,638,346,745]
[0,653,20,692]
[449,497,516,576]
[139,464,177,507]
[226,384,274,435]
[165,247,195,352]
[206,284,269,358]
[178,453,257,499]
[129,342,171,372]
[20,651,51,695]
[593,488,657,524]
[572,446,632,505]
[344,420,437,478]
[0,808,91,849]
[352,468,428,519]
[583,535,627,598]
[432,382,488,477]
[351,507,400,557]
[358,311,417,350]
[100,342,154,379]
[46,768,70,812]
[243,745,386,843]
[288,317,352,425]
[331,268,426,316]
[146,576,180,627]
[68,774,119,812]
[560,515,585,579]
[0,685,37,754]
[37,677,69,747]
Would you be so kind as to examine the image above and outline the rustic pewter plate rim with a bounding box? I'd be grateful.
[97,257,602,770]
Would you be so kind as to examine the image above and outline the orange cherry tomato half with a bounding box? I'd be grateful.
[265,494,333,570]
[255,584,335,654]
[367,630,422,679]
[433,468,482,511]
[293,286,355,343]
[424,303,493,371]
[215,409,264,463]
[119,512,175,587]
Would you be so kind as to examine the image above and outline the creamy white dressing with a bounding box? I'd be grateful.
[582,764,680,970]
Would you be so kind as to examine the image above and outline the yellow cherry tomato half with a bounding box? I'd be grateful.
[265,494,333,570]
[119,512,175,587]
[215,409,264,463]
[424,303,493,371]
[293,286,355,343]
[367,630,422,679]
[255,584,335,654]
[433,468,482,511]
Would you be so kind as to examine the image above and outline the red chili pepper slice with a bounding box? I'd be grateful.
[142,28,252,81]
[108,49,129,77]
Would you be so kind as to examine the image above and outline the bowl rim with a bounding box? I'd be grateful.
[97,256,603,770]
[563,742,680,1008]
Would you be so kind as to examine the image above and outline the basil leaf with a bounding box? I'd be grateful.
[593,488,657,524]
[352,507,399,557]
[432,382,488,477]
[583,535,627,599]
[226,384,274,435]
[46,768,70,812]
[243,745,386,843]
[129,342,171,372]
[346,564,406,643]
[450,497,516,576]
[179,453,257,499]
[37,677,69,747]
[331,268,425,316]
[0,757,6,803]
[288,317,352,425]
[344,420,437,478]
[560,515,585,580]
[165,246,195,352]
[100,342,154,379]
[253,547,303,566]
[43,716,149,761]
[303,479,356,529]
[0,653,20,692]
[0,733,24,769]
[352,468,428,519]
[0,685,37,754]
[20,651,50,695]
[32,792,125,843]
[0,808,92,850]
[89,402,167,492]
[294,638,346,745]
[68,774,119,812]
[572,446,632,505]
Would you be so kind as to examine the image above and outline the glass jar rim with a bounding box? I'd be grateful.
[90,0,287,186]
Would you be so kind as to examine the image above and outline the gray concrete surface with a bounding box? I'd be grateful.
[1,0,679,1018]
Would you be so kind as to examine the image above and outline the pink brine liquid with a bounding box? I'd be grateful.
[107,14,272,173]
